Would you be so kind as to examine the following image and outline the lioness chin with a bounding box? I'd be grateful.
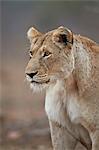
[25,26,99,150]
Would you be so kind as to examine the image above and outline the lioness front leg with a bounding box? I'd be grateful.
[49,120,77,150]
[90,130,99,150]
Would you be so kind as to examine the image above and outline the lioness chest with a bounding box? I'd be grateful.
[45,80,81,126]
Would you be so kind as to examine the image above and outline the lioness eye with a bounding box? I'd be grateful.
[43,51,51,58]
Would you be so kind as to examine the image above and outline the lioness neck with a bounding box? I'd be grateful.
[73,35,96,95]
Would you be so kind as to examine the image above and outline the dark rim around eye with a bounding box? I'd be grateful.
[43,51,51,57]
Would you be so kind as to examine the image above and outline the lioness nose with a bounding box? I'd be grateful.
[26,71,38,78]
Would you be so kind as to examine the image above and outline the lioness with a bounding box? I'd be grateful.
[25,26,99,150]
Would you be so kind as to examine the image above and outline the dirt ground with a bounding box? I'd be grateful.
[0,116,52,150]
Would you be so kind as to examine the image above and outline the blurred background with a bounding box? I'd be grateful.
[0,1,99,150]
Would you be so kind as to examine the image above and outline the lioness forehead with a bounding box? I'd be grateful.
[30,31,53,50]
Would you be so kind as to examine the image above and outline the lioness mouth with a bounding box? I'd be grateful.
[31,79,50,84]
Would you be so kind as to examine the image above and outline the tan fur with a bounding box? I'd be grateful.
[25,26,99,150]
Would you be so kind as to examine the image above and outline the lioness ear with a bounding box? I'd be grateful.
[52,26,73,46]
[27,27,42,42]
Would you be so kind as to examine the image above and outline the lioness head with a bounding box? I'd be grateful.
[25,26,74,91]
